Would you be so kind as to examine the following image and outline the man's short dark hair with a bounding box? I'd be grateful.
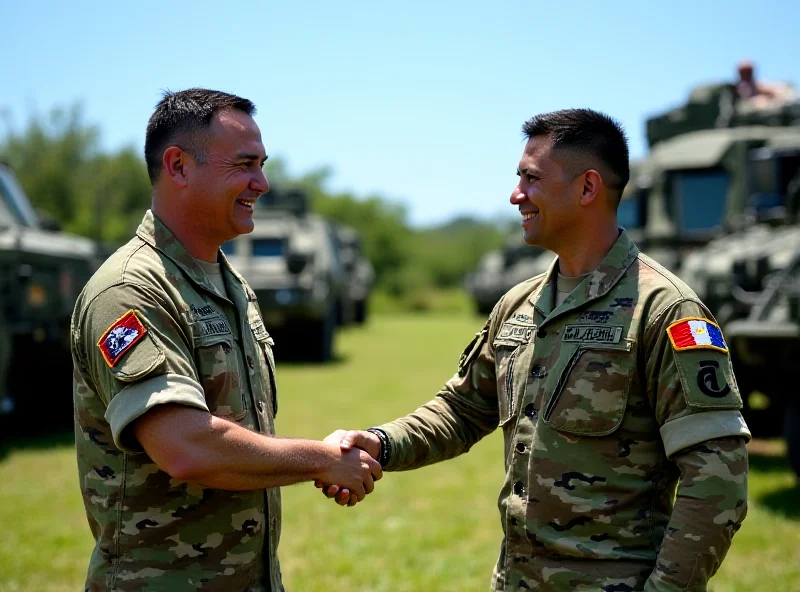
[522,108,630,202]
[144,88,256,183]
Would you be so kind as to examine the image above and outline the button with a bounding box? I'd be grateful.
[530,365,546,377]
[536,328,547,338]
[257,400,265,413]
[516,442,526,453]
[524,404,537,419]
[513,481,525,496]
[510,517,519,526]
[248,355,255,370]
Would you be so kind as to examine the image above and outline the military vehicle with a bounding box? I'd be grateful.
[0,162,102,426]
[222,187,348,363]
[637,82,799,269]
[726,245,800,476]
[680,137,800,325]
[333,224,374,325]
[466,240,538,315]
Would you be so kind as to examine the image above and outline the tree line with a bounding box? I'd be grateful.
[0,105,515,309]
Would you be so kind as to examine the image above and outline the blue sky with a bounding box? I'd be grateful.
[2,0,797,226]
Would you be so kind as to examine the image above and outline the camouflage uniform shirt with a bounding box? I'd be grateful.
[71,210,283,591]
[378,230,750,591]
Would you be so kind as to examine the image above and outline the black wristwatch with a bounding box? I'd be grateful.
[366,428,392,468]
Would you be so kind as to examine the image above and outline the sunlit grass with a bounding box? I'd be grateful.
[0,314,797,591]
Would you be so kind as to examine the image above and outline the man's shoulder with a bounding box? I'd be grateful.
[633,252,700,301]
[630,252,716,329]
[78,236,173,311]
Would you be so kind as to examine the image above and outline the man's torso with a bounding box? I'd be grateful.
[72,212,283,591]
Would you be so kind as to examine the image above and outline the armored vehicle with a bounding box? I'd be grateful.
[333,224,374,325]
[466,240,548,315]
[222,187,347,362]
[726,246,800,476]
[680,136,800,324]
[638,82,800,273]
[0,163,102,426]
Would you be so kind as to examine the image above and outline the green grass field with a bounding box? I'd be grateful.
[1,313,799,591]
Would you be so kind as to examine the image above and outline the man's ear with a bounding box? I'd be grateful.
[579,169,602,206]
[162,146,189,189]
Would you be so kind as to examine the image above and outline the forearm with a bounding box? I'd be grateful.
[379,389,497,471]
[644,437,748,591]
[136,406,334,490]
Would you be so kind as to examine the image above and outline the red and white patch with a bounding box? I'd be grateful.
[97,310,148,368]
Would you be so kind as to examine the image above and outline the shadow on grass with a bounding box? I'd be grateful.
[749,451,792,474]
[757,483,800,519]
[0,424,74,462]
[748,448,800,520]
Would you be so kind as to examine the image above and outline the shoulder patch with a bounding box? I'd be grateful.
[97,310,148,368]
[667,317,728,353]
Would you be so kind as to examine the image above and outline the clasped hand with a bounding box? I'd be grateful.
[315,430,382,507]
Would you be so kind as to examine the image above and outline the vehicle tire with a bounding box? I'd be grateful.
[785,398,800,478]
[308,306,336,363]
[354,299,367,325]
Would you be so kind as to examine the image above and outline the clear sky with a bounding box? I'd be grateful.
[2,0,797,226]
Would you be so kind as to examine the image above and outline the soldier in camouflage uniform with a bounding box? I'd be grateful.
[321,109,750,591]
[71,89,381,592]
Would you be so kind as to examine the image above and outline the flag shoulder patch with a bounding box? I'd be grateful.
[667,317,728,353]
[97,310,148,367]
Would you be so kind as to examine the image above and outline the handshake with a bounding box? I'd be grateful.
[314,429,383,507]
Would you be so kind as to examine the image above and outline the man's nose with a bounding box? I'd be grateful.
[252,170,270,194]
[510,184,527,205]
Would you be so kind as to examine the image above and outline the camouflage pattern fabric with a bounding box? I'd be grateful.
[378,229,750,591]
[71,210,283,591]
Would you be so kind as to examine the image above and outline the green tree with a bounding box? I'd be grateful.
[0,104,150,243]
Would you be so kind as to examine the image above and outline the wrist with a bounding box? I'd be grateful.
[309,440,340,481]
[366,428,391,468]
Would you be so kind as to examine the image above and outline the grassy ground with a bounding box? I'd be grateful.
[0,313,798,591]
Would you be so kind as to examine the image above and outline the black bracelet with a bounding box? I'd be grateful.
[367,428,392,468]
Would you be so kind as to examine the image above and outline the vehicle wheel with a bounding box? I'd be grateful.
[785,398,800,478]
[308,306,336,363]
[354,299,367,325]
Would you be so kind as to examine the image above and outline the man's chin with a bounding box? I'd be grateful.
[522,232,542,247]
[231,217,255,235]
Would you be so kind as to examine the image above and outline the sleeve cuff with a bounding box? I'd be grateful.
[374,423,407,471]
[660,409,751,458]
[105,373,209,453]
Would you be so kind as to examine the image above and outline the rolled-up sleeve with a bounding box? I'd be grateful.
[79,283,204,451]
[106,374,208,452]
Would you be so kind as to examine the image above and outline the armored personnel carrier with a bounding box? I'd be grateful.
[726,247,800,476]
[465,240,548,315]
[222,187,348,362]
[333,224,374,325]
[0,163,102,426]
[638,81,800,273]
[680,137,800,324]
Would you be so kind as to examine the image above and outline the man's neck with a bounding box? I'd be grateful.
[152,202,220,263]
[554,223,620,277]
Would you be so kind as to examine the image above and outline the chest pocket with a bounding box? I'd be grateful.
[493,324,534,427]
[193,322,247,421]
[249,313,278,417]
[543,340,634,436]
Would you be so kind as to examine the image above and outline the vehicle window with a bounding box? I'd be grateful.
[617,196,641,230]
[252,238,284,257]
[0,170,39,228]
[671,169,730,232]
